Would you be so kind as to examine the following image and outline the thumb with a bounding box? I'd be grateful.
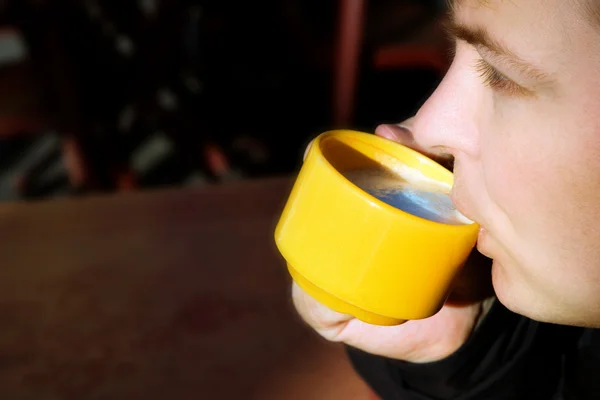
[375,117,417,146]
[375,118,454,171]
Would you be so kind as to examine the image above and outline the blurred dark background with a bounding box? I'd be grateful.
[0,0,451,201]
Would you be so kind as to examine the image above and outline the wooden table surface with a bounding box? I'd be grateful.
[0,177,372,399]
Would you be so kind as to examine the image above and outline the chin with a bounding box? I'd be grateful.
[490,259,522,313]
[491,260,550,322]
[491,261,600,328]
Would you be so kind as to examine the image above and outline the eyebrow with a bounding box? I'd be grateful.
[444,19,552,82]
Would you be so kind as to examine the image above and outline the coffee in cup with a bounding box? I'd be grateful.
[342,166,470,226]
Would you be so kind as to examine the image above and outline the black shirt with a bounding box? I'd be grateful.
[347,301,599,399]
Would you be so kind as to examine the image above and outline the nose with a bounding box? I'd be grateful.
[411,57,482,159]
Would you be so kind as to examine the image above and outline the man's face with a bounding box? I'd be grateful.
[410,0,600,326]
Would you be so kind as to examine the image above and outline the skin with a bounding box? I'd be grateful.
[293,0,600,363]
[427,0,600,327]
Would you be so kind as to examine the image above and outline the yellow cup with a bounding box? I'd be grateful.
[274,130,479,325]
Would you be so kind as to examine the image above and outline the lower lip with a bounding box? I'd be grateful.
[476,228,493,258]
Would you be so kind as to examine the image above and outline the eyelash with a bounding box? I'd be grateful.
[475,59,527,96]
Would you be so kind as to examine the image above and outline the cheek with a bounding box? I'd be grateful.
[479,105,600,309]
[478,97,591,235]
[482,112,600,245]
[482,143,545,226]
[478,115,550,238]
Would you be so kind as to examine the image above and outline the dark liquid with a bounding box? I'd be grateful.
[343,168,469,225]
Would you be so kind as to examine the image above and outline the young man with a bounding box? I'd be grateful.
[293,0,600,398]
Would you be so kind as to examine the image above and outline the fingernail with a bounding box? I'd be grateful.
[374,124,400,141]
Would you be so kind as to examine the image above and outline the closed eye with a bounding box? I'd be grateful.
[475,59,532,97]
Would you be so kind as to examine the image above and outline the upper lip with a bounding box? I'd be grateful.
[450,190,476,223]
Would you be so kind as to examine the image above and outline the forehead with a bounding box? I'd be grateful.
[450,0,599,29]
[449,0,488,8]
[448,0,600,78]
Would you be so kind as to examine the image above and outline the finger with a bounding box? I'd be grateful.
[375,118,424,152]
[291,282,352,341]
[375,119,454,171]
[375,117,416,145]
